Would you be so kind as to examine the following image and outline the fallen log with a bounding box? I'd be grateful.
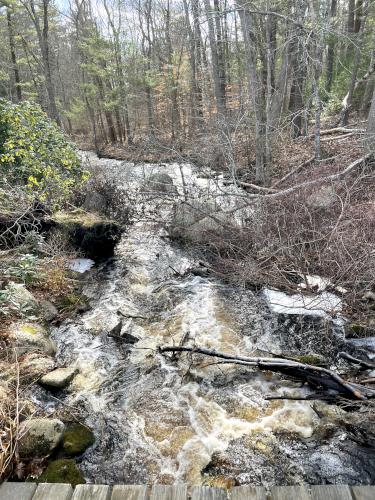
[159,345,375,400]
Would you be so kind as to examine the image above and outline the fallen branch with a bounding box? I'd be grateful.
[225,154,372,214]
[271,156,315,188]
[159,345,374,400]
[320,132,362,143]
[320,127,366,136]
[339,352,375,370]
[223,179,277,193]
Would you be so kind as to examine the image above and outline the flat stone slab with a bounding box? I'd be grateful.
[40,367,77,388]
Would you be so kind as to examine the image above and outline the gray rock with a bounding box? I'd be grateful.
[8,322,56,356]
[170,200,231,243]
[40,367,77,388]
[109,319,122,337]
[145,173,176,193]
[84,190,107,213]
[121,331,141,344]
[307,186,336,209]
[40,300,59,322]
[191,266,210,277]
[19,418,65,457]
[20,353,55,381]
[172,200,216,229]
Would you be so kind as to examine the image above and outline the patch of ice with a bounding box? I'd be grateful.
[263,288,342,318]
[68,258,95,273]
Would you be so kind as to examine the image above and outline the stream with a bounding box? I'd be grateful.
[36,153,374,487]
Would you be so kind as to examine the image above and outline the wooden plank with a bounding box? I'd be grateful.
[150,485,187,500]
[71,485,111,500]
[0,482,37,500]
[270,485,311,500]
[351,486,375,500]
[111,485,148,500]
[32,483,73,500]
[190,486,227,500]
[230,486,266,499]
[310,485,353,500]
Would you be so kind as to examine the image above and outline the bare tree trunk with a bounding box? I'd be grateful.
[203,0,226,116]
[192,0,205,117]
[182,0,202,131]
[366,84,375,152]
[237,0,269,184]
[347,0,356,33]
[325,0,337,94]
[338,0,369,125]
[288,0,306,138]
[165,0,180,140]
[141,0,155,134]
[24,0,60,123]
[308,0,324,159]
[213,0,226,111]
[103,0,133,144]
[361,77,375,115]
[6,9,22,102]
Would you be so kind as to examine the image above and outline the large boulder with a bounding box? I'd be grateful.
[19,418,65,458]
[144,173,176,194]
[8,322,56,356]
[40,367,77,389]
[62,423,95,456]
[170,200,231,244]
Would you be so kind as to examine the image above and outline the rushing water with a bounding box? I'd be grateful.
[41,153,371,486]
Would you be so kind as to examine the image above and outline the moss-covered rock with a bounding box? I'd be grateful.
[19,418,65,458]
[8,321,56,356]
[62,423,95,456]
[51,208,122,259]
[37,459,85,486]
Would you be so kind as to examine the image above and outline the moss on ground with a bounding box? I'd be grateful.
[62,423,95,456]
[37,459,85,486]
[53,208,107,228]
[56,293,89,315]
[295,354,325,366]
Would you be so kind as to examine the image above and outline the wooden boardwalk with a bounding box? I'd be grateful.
[0,483,374,500]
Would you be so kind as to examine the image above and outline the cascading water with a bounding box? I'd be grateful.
[37,153,373,486]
